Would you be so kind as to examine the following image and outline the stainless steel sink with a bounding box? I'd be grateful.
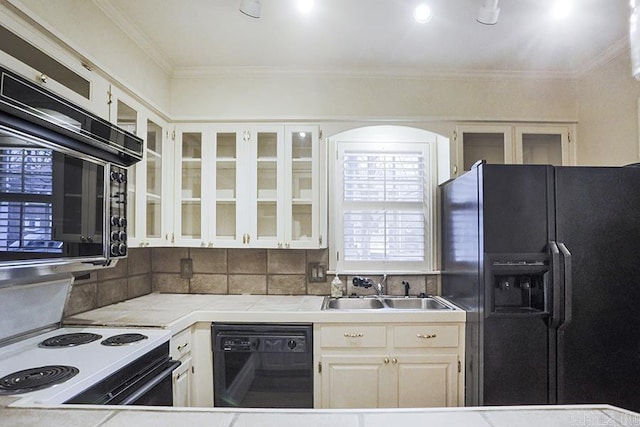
[322,296,454,311]
[382,297,451,310]
[324,297,385,309]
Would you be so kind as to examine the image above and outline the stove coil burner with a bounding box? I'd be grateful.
[39,333,102,348]
[101,333,148,346]
[0,365,79,394]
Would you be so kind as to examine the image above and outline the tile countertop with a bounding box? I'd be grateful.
[2,403,639,427]
[63,293,467,333]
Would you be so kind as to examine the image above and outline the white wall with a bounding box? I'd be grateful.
[9,0,172,115]
[171,72,578,126]
[576,51,640,166]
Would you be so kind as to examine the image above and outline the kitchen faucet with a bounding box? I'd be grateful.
[352,275,387,296]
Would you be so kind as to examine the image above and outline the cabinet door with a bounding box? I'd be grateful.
[514,126,571,166]
[173,356,192,407]
[140,115,173,246]
[247,126,284,248]
[395,354,458,408]
[455,125,514,174]
[284,126,323,248]
[212,127,242,247]
[174,125,210,247]
[320,355,392,408]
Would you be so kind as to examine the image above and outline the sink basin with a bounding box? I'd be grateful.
[324,297,384,310]
[322,296,453,310]
[383,297,451,310]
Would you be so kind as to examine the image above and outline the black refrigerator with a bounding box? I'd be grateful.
[440,162,640,412]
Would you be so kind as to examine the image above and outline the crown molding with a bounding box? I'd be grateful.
[172,65,578,81]
[92,0,174,76]
[575,36,629,80]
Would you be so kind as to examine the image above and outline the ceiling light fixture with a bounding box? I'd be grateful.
[414,4,432,24]
[477,0,500,25]
[551,0,572,19]
[297,0,314,14]
[239,0,261,18]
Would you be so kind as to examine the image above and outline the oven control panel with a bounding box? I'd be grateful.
[108,165,128,258]
[220,336,307,353]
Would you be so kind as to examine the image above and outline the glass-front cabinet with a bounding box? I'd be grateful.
[286,125,321,248]
[172,124,325,249]
[453,124,574,178]
[111,88,172,247]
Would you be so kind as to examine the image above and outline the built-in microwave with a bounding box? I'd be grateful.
[0,66,143,280]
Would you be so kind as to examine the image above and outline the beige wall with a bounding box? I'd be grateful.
[11,0,172,114]
[170,72,578,124]
[576,51,640,165]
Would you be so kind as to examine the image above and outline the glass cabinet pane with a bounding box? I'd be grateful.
[257,202,277,238]
[181,132,202,239]
[146,119,162,238]
[216,132,237,240]
[521,133,562,165]
[292,131,312,158]
[462,132,505,171]
[116,101,137,240]
[292,204,312,241]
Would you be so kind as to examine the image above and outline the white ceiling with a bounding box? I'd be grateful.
[97,0,630,78]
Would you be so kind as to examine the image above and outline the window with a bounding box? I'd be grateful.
[331,133,436,274]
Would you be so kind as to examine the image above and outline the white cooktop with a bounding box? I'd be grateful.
[0,326,170,407]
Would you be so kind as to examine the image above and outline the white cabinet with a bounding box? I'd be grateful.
[111,88,174,248]
[171,326,195,407]
[172,123,326,249]
[315,322,464,409]
[452,124,574,177]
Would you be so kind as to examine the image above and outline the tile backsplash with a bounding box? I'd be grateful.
[64,247,439,316]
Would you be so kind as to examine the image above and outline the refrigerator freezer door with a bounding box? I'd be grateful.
[555,166,640,412]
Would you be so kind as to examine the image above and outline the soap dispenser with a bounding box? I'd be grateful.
[331,274,344,298]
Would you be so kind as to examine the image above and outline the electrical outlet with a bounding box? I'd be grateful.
[307,263,327,282]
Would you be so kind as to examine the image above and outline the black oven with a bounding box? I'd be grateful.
[65,342,180,406]
[0,66,142,277]
[212,323,313,408]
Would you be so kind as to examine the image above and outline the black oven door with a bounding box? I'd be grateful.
[0,127,106,262]
[65,343,181,406]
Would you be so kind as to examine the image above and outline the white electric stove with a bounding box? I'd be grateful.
[0,326,171,406]
[0,275,177,407]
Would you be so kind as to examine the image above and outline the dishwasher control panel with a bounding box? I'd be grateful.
[219,335,307,353]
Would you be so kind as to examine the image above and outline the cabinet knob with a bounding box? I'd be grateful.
[392,358,398,364]
[384,358,390,364]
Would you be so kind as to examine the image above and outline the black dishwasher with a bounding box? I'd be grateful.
[212,323,313,408]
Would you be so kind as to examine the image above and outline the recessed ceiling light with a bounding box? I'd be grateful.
[414,4,432,24]
[551,0,572,19]
[298,0,314,14]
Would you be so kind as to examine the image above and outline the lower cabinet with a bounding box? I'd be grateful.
[315,322,464,408]
[173,355,192,407]
[171,326,195,407]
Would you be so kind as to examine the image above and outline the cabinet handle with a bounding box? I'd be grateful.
[247,234,250,244]
[384,358,390,364]
[343,333,364,338]
[177,342,189,351]
[417,333,437,339]
[242,234,246,244]
[392,358,398,364]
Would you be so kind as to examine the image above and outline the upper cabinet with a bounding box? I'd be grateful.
[452,124,575,177]
[172,123,326,249]
[111,87,173,248]
[0,23,110,118]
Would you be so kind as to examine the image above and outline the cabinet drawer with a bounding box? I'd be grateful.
[393,325,458,348]
[320,325,386,348]
[170,328,192,359]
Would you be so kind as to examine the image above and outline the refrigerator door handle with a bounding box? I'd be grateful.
[549,241,563,329]
[557,243,573,329]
